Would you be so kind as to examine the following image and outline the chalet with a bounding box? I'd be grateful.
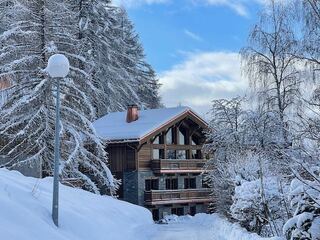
[93,105,210,220]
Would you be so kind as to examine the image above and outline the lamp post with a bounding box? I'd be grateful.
[46,54,70,227]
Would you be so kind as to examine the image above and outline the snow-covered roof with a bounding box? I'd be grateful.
[93,106,206,142]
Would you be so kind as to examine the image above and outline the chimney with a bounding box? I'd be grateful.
[126,104,139,123]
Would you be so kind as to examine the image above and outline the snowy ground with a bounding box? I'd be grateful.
[141,214,282,240]
[0,169,281,240]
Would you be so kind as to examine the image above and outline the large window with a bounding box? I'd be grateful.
[152,134,164,144]
[166,127,175,144]
[153,149,165,159]
[178,127,188,145]
[177,150,187,159]
[165,178,178,190]
[171,207,184,216]
[190,206,196,216]
[202,179,210,188]
[191,150,202,159]
[152,209,160,221]
[191,135,200,145]
[184,178,196,189]
[145,179,159,191]
[167,150,188,159]
[167,150,176,159]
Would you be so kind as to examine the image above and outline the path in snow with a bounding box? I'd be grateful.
[135,215,225,240]
[133,214,276,240]
[149,221,223,240]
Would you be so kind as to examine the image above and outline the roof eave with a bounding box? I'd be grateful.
[104,138,140,144]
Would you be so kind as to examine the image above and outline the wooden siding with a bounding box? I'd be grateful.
[137,144,151,170]
[107,144,137,172]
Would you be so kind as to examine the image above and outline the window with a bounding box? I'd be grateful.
[171,207,184,216]
[165,178,178,190]
[166,127,176,144]
[184,178,196,189]
[167,150,176,159]
[191,150,202,159]
[153,149,165,159]
[152,209,160,221]
[190,206,196,216]
[178,127,188,145]
[202,179,210,188]
[152,134,164,144]
[176,150,187,159]
[191,135,200,145]
[145,179,159,191]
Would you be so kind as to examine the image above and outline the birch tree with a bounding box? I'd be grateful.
[241,0,301,144]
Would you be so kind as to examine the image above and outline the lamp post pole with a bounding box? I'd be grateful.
[52,78,61,227]
[46,54,70,227]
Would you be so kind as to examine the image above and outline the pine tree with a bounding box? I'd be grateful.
[0,0,118,194]
[77,3,160,116]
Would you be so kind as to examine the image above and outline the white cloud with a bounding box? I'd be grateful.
[191,0,250,16]
[184,29,203,42]
[191,0,290,17]
[159,51,249,116]
[112,0,170,8]
[204,0,249,16]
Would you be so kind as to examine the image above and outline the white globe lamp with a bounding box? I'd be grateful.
[47,54,70,78]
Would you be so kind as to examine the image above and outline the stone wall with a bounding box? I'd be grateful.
[123,171,139,204]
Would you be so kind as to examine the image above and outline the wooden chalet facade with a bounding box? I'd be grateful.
[94,105,210,220]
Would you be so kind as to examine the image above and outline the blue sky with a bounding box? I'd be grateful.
[114,0,267,116]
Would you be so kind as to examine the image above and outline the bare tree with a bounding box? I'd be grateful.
[241,0,301,144]
[301,0,320,66]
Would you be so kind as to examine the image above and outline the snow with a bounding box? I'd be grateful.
[142,214,283,240]
[284,178,320,239]
[0,168,281,240]
[46,54,70,78]
[309,217,320,239]
[0,168,152,240]
[93,106,199,141]
[297,212,314,228]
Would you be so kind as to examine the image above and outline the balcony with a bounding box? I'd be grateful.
[144,188,211,205]
[151,159,206,173]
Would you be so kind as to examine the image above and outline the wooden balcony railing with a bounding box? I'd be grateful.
[144,188,211,205]
[151,159,206,173]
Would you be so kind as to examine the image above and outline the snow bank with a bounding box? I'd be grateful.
[206,214,283,240]
[0,169,153,240]
[162,213,283,240]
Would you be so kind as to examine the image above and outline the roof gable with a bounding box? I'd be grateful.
[93,106,207,142]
